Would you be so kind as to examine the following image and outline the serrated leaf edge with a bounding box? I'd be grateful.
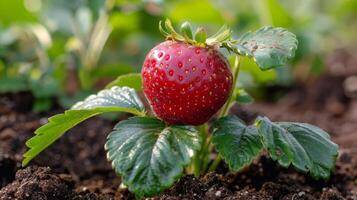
[104,117,202,197]
[255,116,339,179]
[23,87,145,166]
[238,26,298,70]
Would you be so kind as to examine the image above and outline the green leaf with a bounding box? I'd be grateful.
[159,20,170,37]
[234,88,254,104]
[22,87,145,166]
[164,19,184,40]
[237,26,298,70]
[105,117,201,198]
[212,116,263,171]
[105,73,142,91]
[255,117,339,179]
[194,28,207,44]
[180,21,193,39]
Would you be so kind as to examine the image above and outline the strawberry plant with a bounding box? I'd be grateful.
[22,20,338,198]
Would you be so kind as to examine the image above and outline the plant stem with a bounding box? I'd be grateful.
[198,124,211,173]
[192,124,208,177]
[208,154,222,171]
[209,55,241,171]
[219,55,241,117]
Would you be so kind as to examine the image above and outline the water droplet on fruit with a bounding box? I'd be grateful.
[185,69,189,74]
[169,70,174,76]
[178,62,183,68]
[200,58,204,63]
[158,52,163,58]
[201,69,206,75]
[178,76,183,81]
[192,66,196,72]
[195,49,200,54]
[164,54,170,61]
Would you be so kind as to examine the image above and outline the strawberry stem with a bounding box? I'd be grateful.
[191,124,210,176]
[208,154,222,172]
[219,55,241,117]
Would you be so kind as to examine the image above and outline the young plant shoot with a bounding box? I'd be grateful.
[23,20,339,198]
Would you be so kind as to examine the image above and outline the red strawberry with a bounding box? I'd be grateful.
[142,40,233,125]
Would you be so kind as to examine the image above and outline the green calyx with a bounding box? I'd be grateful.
[159,19,233,47]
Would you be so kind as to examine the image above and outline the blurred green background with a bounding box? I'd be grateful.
[0,0,356,111]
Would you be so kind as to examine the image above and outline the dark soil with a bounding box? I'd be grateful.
[1,55,357,199]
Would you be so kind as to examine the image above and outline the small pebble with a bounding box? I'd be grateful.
[215,190,222,197]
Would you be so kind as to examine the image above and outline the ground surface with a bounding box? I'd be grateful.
[0,62,357,199]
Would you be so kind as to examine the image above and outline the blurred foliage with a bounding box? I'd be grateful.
[0,0,356,111]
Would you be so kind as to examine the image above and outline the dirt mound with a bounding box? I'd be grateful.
[159,153,355,200]
[0,167,74,200]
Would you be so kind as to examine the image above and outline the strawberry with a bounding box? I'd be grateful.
[142,39,233,125]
